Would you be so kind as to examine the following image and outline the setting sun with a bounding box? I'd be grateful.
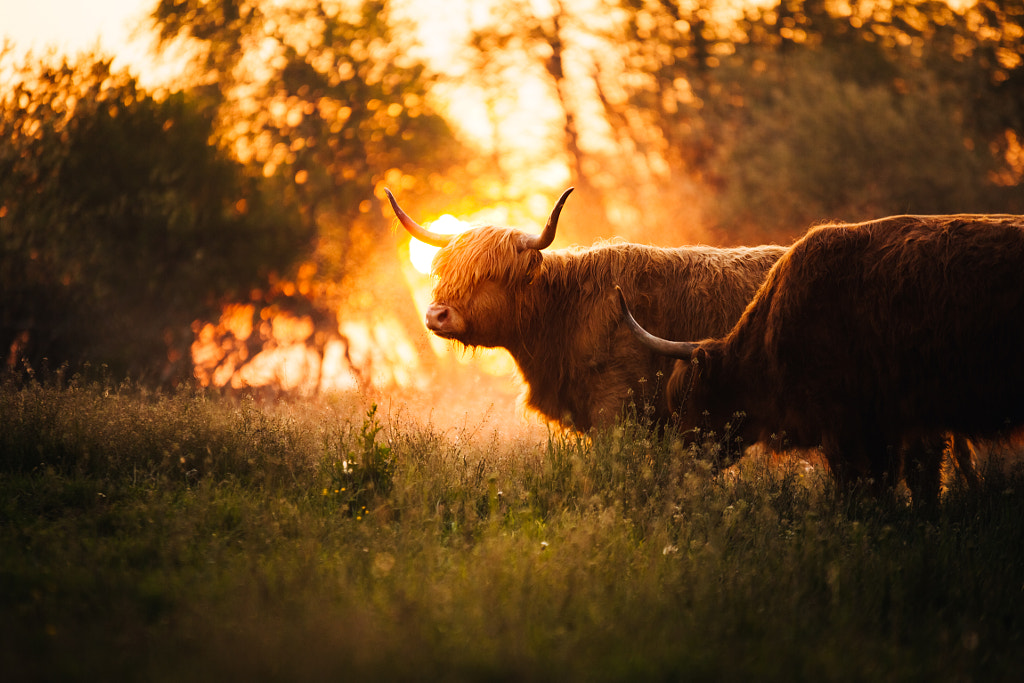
[408,214,471,275]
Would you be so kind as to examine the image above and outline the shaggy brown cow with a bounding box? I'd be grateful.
[617,214,1024,502]
[385,187,787,430]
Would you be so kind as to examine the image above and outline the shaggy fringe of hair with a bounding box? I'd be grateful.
[432,227,540,299]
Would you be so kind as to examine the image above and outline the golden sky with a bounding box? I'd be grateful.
[1,0,183,85]
[0,0,475,80]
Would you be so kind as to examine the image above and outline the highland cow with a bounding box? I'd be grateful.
[385,187,787,431]
[617,214,1024,502]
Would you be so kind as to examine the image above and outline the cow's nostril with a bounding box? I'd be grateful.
[426,305,452,331]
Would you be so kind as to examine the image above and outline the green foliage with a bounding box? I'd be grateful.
[4,379,1024,680]
[0,54,310,380]
[149,0,466,223]
[603,0,1024,241]
[319,404,395,518]
[710,56,992,238]
[144,0,469,384]
[0,370,313,487]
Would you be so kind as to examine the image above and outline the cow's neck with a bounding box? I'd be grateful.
[502,280,574,374]
[499,254,607,426]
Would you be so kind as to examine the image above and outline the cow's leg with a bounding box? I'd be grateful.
[901,433,944,508]
[821,429,878,496]
[949,434,981,492]
[868,439,901,499]
[823,420,911,501]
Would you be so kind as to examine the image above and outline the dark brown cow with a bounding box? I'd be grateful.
[385,187,787,430]
[618,214,1024,502]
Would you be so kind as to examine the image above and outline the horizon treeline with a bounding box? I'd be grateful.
[1,0,1021,384]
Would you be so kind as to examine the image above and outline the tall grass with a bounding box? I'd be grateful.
[2,373,1024,681]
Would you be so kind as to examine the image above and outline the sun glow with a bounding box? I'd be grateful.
[408,214,471,275]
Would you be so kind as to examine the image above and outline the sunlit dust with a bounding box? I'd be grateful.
[188,263,542,439]
[190,295,423,396]
[408,214,471,274]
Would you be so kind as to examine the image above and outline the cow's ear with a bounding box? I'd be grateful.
[692,347,710,375]
[523,250,544,283]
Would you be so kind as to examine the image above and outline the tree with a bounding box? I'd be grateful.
[602,0,1023,241]
[709,56,991,239]
[148,0,470,392]
[0,52,308,380]
[149,0,465,242]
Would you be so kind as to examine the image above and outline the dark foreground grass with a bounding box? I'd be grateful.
[2,374,1024,682]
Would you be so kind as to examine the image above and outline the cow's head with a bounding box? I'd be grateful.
[386,188,574,348]
[615,286,734,437]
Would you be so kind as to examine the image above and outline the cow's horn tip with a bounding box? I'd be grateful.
[614,286,629,311]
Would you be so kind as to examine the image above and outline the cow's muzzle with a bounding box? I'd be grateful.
[425,304,464,338]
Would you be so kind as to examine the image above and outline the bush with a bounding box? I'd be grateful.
[0,54,311,381]
[711,56,993,240]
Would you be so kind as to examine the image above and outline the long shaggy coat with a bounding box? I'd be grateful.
[430,226,786,430]
[669,214,1024,491]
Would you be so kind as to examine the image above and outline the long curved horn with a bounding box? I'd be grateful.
[615,286,697,360]
[384,188,453,248]
[519,187,574,251]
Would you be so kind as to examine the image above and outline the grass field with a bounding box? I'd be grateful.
[3,372,1024,681]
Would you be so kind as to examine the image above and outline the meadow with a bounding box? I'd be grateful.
[3,372,1024,681]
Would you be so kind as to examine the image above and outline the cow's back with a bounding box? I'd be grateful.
[525,242,787,429]
[744,214,1024,441]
